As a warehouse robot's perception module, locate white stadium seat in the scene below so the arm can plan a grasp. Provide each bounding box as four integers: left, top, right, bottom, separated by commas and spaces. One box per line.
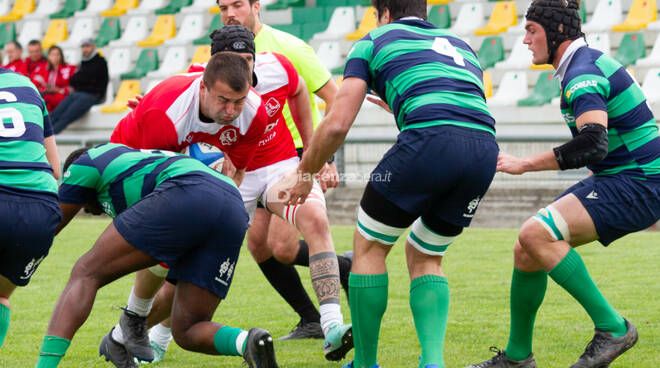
447, 3, 484, 36
75, 0, 113, 16
648, 19, 660, 31
62, 47, 81, 66
181, 0, 216, 13
636, 35, 660, 67
165, 14, 204, 45
585, 32, 611, 55
582, 0, 622, 32
18, 20, 43, 49
128, 0, 168, 15
487, 70, 528, 106
0, 0, 10, 17
313, 7, 356, 41
494, 35, 532, 70
642, 68, 660, 104
147, 46, 188, 78
108, 16, 148, 47
24, 0, 60, 19
316, 41, 343, 71
58, 18, 95, 49
107, 47, 132, 78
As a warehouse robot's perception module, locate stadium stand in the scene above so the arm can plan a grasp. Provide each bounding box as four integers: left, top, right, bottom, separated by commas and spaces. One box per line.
582, 0, 622, 32
181, 0, 216, 13
50, 0, 86, 19
316, 41, 343, 71
136, 14, 175, 46
165, 13, 204, 45
585, 32, 611, 55
24, 0, 58, 19
345, 6, 376, 40
94, 17, 120, 47
120, 48, 158, 79
517, 71, 560, 107
193, 13, 222, 44
101, 0, 137, 17
75, 0, 112, 16
428, 4, 450, 29
0, 0, 34, 21
128, 0, 167, 14
17, 19, 42, 47
478, 36, 505, 70
482, 70, 493, 99
637, 34, 660, 66
58, 17, 95, 48
487, 70, 528, 106
312, 7, 355, 40
107, 47, 131, 78
0, 0, 10, 17
474, 1, 517, 35
108, 15, 147, 46
146, 46, 187, 78
41, 19, 67, 49
0, 22, 15, 48
494, 35, 532, 69
100, 79, 139, 113
614, 32, 646, 66
611, 0, 657, 31
642, 68, 660, 104
155, 0, 193, 15
447, 3, 483, 36
190, 44, 211, 65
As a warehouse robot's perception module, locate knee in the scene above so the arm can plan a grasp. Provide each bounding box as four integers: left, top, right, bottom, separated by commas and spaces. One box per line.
247, 238, 271, 263
297, 206, 330, 237
518, 219, 545, 252
69, 258, 102, 288
270, 239, 296, 264
171, 325, 194, 351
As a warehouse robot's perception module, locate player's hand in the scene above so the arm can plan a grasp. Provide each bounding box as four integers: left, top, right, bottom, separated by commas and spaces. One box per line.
366, 95, 392, 114
221, 155, 237, 178
279, 170, 314, 206
126, 94, 144, 110
497, 152, 528, 175
318, 162, 339, 192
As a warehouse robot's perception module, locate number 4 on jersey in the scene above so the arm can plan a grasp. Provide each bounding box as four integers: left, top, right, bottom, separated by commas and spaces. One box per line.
432, 37, 465, 67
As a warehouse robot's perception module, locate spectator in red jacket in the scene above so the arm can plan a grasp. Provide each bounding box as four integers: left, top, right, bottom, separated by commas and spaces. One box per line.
26, 40, 47, 79
2, 41, 27, 75
32, 45, 77, 112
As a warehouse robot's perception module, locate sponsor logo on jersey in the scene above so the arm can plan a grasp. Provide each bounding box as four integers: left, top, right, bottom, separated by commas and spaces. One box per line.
20, 256, 45, 280
215, 257, 236, 286
565, 80, 598, 99
219, 127, 238, 146
264, 97, 281, 117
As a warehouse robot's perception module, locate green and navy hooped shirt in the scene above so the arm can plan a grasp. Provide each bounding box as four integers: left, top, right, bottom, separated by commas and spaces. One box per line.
59, 143, 237, 217
0, 67, 57, 200
557, 38, 660, 180
343, 18, 495, 135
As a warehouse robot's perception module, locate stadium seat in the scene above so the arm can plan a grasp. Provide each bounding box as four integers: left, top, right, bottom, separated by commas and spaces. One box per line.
155, 0, 193, 15
129, 0, 167, 14
483, 71, 493, 99
579, 1, 587, 22
530, 63, 553, 70
58, 18, 95, 48
147, 46, 188, 78
101, 80, 140, 113
120, 48, 158, 80
101, 0, 138, 17
189, 45, 211, 66
0, 0, 9, 17
582, 0, 622, 32
292, 7, 326, 25
474, 1, 517, 35
193, 14, 222, 45
614, 32, 646, 66
267, 0, 304, 11
346, 6, 376, 40
641, 68, 660, 104
487, 70, 528, 106
612, 0, 657, 31
477, 36, 504, 70
302, 22, 329, 41
0, 0, 34, 21
317, 42, 343, 71
0, 22, 15, 48
585, 32, 611, 55
109, 16, 148, 47
62, 47, 81, 66
428, 0, 454, 4
24, 0, 59, 19
95, 17, 120, 47
181, 0, 215, 13
17, 20, 42, 47
636, 34, 660, 66
517, 71, 560, 106
648, 19, 660, 30
208, 4, 219, 13
494, 35, 532, 69
447, 3, 484, 36
42, 19, 68, 49
166, 14, 204, 45
137, 15, 176, 47
313, 7, 355, 41
107, 47, 132, 78
50, 0, 86, 19
428, 5, 451, 29
76, 0, 112, 16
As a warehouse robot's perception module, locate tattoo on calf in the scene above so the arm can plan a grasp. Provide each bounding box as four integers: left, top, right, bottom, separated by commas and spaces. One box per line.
310, 251, 340, 305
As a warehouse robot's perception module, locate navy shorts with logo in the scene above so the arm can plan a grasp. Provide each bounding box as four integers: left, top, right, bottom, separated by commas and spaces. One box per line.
114, 174, 249, 299
0, 192, 61, 286
558, 175, 660, 246
368, 125, 499, 229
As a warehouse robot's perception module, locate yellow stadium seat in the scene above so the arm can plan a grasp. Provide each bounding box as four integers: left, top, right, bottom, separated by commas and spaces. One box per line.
346, 6, 376, 40
0, 0, 35, 22
137, 15, 176, 47
101, 0, 138, 17
428, 0, 454, 4
209, 4, 219, 13
189, 45, 211, 66
101, 80, 141, 113
474, 1, 517, 36
531, 63, 553, 70
483, 71, 492, 99
611, 0, 657, 31
41, 19, 68, 49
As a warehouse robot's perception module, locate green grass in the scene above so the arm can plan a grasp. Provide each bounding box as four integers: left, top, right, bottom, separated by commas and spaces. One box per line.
2, 218, 659, 367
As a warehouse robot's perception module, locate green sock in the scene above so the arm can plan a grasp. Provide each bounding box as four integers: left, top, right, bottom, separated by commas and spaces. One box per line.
549, 248, 626, 337
213, 326, 245, 356
505, 268, 547, 361
349, 272, 388, 368
410, 275, 449, 368
34, 335, 71, 368
0, 304, 9, 349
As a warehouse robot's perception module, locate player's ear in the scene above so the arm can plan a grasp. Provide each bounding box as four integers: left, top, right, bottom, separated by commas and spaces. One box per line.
252, 0, 260, 13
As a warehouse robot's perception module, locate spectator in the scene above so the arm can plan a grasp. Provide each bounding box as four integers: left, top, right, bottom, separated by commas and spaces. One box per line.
2, 41, 27, 75
26, 40, 47, 79
32, 46, 77, 112
50, 38, 108, 134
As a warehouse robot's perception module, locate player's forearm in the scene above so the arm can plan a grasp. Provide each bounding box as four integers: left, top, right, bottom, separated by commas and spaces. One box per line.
522, 150, 561, 172
315, 80, 338, 114
298, 117, 347, 175
44, 136, 61, 179
289, 85, 314, 150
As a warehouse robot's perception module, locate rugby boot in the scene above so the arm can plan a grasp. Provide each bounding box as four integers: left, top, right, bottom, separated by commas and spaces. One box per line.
134, 341, 167, 365
570, 319, 638, 368
464, 347, 536, 368
278, 319, 323, 340
243, 327, 279, 368
99, 328, 138, 368
324, 323, 353, 361
342, 362, 380, 368
119, 307, 154, 362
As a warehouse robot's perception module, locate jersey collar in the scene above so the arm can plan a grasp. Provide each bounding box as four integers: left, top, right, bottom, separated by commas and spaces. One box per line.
554, 37, 587, 84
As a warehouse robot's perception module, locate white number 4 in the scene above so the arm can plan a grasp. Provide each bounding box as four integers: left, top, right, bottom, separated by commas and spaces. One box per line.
432, 37, 465, 67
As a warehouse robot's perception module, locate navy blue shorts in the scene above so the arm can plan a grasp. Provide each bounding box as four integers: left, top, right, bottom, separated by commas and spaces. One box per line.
558, 175, 660, 246
0, 193, 61, 286
114, 174, 249, 299
368, 125, 499, 229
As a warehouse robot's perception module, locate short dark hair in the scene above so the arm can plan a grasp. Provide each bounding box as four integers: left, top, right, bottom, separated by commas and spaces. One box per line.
203, 52, 252, 92
216, 0, 259, 6
63, 147, 90, 174
371, 0, 427, 21
6, 41, 22, 50
28, 40, 41, 47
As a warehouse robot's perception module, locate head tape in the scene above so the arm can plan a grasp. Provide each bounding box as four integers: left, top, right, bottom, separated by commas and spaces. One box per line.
210, 25, 256, 58
525, 0, 584, 63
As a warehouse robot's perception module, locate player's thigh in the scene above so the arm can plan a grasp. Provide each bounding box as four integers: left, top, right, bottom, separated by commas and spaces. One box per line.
550, 193, 599, 246
171, 281, 221, 335
247, 207, 272, 261
267, 213, 300, 261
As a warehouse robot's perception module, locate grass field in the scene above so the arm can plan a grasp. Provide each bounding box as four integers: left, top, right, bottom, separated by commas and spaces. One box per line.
1, 218, 658, 367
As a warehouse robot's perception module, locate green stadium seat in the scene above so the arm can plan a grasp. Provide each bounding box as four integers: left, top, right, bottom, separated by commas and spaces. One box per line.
193, 14, 222, 45
155, 0, 192, 15
579, 0, 587, 23
0, 22, 16, 48
614, 32, 646, 66
95, 17, 120, 47
120, 48, 159, 80
517, 71, 560, 106
317, 0, 347, 6
346, 0, 370, 5
272, 24, 303, 39
477, 36, 504, 70
50, 0, 86, 19
428, 5, 451, 29
266, 0, 304, 11
292, 7, 327, 24
302, 22, 329, 41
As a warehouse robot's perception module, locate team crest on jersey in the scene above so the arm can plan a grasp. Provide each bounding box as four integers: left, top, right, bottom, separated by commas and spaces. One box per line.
219, 127, 238, 146
264, 97, 281, 117
215, 257, 235, 286
20, 256, 45, 280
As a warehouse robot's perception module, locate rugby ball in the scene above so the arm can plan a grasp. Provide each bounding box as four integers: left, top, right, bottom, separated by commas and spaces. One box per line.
182, 142, 225, 171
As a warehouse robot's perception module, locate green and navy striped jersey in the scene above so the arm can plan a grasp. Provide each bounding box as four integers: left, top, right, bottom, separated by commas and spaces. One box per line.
560, 46, 660, 180
0, 67, 57, 200
343, 18, 495, 134
59, 143, 237, 217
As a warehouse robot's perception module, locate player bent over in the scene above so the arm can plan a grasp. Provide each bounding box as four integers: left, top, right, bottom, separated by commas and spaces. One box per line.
465, 1, 660, 367
34, 144, 279, 368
